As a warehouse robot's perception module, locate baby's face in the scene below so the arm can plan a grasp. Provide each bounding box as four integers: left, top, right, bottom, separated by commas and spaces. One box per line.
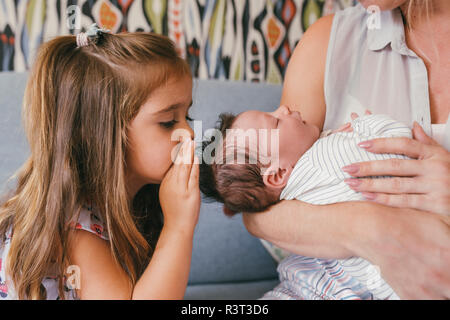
231, 105, 320, 170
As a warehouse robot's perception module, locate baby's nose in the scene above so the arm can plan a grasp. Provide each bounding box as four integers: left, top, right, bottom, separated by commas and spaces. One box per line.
277, 105, 291, 115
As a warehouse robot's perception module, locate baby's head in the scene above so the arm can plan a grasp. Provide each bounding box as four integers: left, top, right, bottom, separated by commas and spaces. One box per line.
200, 105, 320, 215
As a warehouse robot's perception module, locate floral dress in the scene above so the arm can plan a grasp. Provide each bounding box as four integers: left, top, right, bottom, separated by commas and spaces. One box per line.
0, 204, 109, 300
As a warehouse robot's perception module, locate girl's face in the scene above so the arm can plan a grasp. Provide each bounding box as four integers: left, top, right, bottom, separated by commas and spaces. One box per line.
126, 75, 193, 196
358, 0, 408, 10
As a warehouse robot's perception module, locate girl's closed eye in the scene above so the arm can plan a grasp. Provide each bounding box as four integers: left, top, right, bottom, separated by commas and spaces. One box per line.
160, 115, 194, 128
160, 120, 177, 128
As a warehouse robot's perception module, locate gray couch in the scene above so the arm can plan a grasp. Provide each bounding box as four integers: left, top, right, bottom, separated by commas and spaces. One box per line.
0, 72, 282, 299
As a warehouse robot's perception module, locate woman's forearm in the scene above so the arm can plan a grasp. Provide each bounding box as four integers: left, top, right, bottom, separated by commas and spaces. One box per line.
132, 225, 194, 300
243, 200, 385, 259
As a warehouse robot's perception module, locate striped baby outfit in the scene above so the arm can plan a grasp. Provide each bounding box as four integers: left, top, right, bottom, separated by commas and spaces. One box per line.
262, 114, 411, 300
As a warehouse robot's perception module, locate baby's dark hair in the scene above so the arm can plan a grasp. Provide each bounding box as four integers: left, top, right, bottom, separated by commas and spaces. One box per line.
199, 113, 279, 216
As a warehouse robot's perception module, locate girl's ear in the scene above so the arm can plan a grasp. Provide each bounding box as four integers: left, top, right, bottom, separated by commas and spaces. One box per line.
262, 167, 290, 190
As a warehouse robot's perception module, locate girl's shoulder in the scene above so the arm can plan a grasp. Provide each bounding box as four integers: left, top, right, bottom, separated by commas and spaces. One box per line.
0, 228, 11, 299
72, 204, 109, 241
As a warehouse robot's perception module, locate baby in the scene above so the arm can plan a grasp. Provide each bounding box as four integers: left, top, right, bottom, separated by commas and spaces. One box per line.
200, 105, 412, 300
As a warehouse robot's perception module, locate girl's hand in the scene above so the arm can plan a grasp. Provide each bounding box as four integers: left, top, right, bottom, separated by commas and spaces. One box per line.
159, 139, 201, 231
343, 122, 450, 216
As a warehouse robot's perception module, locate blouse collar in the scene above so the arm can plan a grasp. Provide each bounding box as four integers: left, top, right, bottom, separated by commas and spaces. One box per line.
367, 7, 415, 57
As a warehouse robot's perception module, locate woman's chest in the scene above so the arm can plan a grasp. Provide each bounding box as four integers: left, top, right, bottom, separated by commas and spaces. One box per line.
427, 63, 450, 124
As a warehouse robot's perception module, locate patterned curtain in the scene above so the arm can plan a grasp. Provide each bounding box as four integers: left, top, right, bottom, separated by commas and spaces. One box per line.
0, 0, 355, 83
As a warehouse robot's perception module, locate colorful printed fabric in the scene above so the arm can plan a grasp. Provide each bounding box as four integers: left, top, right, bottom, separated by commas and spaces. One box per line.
0, 204, 108, 300
0, 0, 355, 83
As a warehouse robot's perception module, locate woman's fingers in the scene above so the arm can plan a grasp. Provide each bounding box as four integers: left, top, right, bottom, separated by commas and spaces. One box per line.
360, 192, 425, 210
342, 158, 423, 177
344, 176, 429, 194
357, 137, 435, 159
412, 122, 439, 146
359, 191, 450, 216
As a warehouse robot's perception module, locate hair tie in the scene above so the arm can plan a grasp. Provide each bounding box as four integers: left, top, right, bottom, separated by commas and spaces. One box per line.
76, 23, 111, 48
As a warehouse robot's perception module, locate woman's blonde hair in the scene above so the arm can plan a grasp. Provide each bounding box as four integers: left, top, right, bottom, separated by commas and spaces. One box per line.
403, 0, 439, 64
404, 0, 432, 29
0, 31, 191, 299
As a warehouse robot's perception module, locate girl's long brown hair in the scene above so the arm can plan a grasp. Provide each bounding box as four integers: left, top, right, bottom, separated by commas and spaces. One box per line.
0, 31, 191, 299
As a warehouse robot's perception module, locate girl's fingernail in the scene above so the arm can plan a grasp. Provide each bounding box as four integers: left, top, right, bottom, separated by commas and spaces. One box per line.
344, 179, 361, 188
342, 164, 359, 174
361, 192, 377, 200
358, 141, 372, 149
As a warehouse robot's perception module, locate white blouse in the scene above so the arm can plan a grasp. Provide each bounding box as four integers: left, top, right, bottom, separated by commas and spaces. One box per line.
431, 124, 446, 146
323, 4, 449, 151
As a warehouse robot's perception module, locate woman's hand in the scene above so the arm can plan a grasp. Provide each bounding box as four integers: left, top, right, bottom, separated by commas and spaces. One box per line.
159, 139, 201, 231
343, 122, 450, 215
244, 199, 450, 299
352, 206, 450, 299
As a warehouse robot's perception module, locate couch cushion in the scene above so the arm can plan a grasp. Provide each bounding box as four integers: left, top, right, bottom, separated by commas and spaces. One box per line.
184, 279, 280, 300
0, 72, 29, 193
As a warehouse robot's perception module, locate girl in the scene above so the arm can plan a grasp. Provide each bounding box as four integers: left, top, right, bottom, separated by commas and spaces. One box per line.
0, 25, 200, 299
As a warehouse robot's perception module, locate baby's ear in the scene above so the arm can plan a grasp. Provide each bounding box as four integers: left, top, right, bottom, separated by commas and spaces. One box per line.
262, 167, 290, 190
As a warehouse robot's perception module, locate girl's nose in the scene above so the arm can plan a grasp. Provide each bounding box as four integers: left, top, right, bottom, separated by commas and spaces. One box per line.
184, 122, 195, 140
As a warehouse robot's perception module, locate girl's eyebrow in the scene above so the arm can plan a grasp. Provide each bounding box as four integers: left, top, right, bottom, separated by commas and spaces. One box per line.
153, 100, 193, 116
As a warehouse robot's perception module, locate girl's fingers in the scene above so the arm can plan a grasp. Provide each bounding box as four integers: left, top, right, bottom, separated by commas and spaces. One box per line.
357, 137, 438, 159
188, 156, 200, 190
177, 139, 194, 188
342, 158, 423, 177
344, 176, 429, 194
365, 109, 372, 115
351, 112, 359, 120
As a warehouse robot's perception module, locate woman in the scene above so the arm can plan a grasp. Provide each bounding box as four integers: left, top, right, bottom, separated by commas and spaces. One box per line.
243, 0, 449, 299
0, 30, 199, 299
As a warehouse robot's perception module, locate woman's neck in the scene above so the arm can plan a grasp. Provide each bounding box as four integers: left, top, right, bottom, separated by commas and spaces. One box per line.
401, 0, 450, 31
